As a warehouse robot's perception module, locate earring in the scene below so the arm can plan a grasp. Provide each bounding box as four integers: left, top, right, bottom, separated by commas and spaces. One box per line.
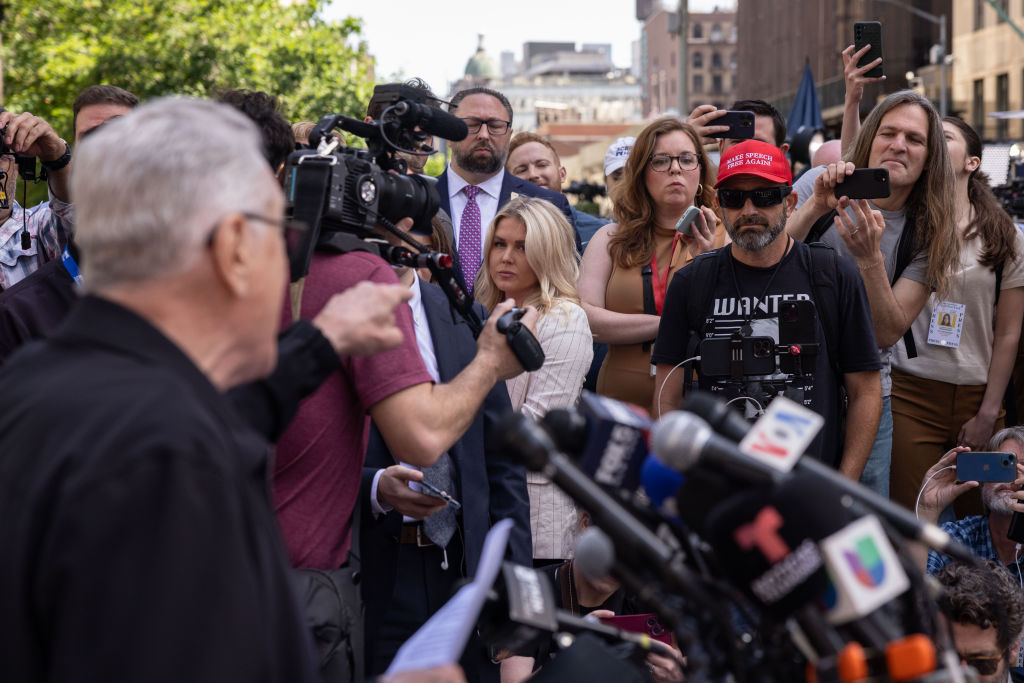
696, 183, 704, 198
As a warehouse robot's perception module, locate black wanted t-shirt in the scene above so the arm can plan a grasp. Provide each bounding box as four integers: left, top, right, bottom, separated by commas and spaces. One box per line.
652, 241, 880, 468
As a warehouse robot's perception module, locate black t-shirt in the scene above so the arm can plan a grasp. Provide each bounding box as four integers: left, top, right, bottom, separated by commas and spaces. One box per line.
651, 241, 880, 467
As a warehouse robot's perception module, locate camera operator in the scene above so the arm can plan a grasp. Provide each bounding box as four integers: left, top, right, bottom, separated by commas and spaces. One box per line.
0, 85, 138, 358
652, 140, 882, 478
272, 102, 540, 683
0, 106, 74, 290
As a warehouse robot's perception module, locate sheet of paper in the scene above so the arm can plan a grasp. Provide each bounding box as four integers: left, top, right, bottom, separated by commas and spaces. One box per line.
385, 518, 513, 674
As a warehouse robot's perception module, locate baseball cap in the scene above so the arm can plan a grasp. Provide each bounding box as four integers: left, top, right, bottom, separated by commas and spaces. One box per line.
714, 139, 792, 188
604, 136, 635, 176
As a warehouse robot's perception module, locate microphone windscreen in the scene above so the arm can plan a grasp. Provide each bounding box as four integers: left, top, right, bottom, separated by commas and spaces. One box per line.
574, 527, 616, 583
703, 472, 852, 619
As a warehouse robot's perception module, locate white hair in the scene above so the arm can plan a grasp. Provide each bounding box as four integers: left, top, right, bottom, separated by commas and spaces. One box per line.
71, 97, 272, 290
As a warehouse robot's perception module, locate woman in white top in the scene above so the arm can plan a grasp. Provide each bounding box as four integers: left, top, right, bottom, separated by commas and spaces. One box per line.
476, 196, 593, 561
890, 116, 1024, 515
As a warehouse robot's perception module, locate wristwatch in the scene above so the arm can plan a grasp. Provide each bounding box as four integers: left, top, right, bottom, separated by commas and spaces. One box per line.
40, 140, 71, 172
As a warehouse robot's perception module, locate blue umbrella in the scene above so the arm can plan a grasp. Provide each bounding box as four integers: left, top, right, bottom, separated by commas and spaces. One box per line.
788, 62, 824, 132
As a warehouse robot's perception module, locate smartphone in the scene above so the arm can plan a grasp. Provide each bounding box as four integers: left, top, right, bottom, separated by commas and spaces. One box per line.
834, 168, 891, 200
956, 451, 1018, 483
599, 613, 673, 646
675, 206, 702, 237
699, 335, 777, 377
854, 21, 883, 78
706, 110, 756, 140
417, 480, 462, 511
778, 300, 819, 374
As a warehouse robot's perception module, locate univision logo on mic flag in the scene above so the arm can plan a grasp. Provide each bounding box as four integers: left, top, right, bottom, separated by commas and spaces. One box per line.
819, 515, 910, 624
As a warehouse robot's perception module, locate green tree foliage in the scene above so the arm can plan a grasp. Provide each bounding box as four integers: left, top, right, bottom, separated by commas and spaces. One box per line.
2, 0, 374, 140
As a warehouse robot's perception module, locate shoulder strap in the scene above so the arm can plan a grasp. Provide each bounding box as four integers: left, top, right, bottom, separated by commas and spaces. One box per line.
996, 260, 1005, 306
684, 251, 721, 359
805, 209, 838, 244
806, 243, 842, 378
641, 264, 655, 351
892, 214, 919, 358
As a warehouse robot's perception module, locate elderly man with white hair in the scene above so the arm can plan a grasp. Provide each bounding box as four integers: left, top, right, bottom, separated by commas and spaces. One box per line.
0, 98, 463, 683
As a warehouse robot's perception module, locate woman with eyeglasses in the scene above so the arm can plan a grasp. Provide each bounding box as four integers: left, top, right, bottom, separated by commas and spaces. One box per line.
578, 117, 724, 413
475, 196, 593, 563
889, 117, 1024, 516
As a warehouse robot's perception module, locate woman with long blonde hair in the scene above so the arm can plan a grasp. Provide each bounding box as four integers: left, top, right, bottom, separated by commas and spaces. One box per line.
476, 196, 592, 562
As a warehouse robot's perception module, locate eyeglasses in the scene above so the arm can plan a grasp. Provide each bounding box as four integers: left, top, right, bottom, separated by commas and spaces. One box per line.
460, 117, 512, 136
960, 654, 1003, 676
648, 153, 699, 173
205, 212, 308, 256
717, 186, 792, 209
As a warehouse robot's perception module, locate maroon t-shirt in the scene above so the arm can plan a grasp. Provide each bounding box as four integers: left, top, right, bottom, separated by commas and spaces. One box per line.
273, 251, 431, 569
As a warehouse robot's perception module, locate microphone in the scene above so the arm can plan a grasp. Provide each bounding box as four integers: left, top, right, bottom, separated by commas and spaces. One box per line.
650, 411, 783, 485
496, 412, 716, 610
541, 392, 651, 492
390, 100, 469, 141
683, 391, 983, 567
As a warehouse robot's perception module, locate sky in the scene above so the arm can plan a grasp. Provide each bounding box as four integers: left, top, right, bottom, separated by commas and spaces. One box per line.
324, 0, 736, 95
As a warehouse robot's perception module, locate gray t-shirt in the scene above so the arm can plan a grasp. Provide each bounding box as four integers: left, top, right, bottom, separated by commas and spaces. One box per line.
795, 166, 929, 395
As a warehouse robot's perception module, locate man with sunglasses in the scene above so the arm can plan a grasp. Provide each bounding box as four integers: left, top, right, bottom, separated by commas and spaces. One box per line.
652, 140, 881, 476
436, 86, 578, 289
935, 560, 1024, 682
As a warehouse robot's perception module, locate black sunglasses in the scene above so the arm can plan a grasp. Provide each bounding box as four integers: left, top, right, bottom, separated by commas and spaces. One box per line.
961, 654, 1002, 676
717, 186, 792, 209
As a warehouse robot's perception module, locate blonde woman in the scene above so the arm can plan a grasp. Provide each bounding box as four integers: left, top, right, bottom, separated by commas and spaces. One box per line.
476, 196, 593, 562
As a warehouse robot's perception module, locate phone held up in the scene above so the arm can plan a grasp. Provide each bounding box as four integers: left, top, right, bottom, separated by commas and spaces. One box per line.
706, 111, 755, 140
833, 168, 891, 200
854, 21, 883, 78
956, 451, 1017, 483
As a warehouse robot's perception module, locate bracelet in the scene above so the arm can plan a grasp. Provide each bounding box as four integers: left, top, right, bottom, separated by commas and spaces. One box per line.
41, 140, 71, 172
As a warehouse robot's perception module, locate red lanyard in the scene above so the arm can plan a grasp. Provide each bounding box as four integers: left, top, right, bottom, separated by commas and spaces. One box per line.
649, 232, 681, 315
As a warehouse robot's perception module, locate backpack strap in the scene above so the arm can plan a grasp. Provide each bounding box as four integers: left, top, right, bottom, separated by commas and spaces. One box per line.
683, 251, 722, 367
806, 243, 842, 378
891, 216, 920, 358
805, 209, 838, 244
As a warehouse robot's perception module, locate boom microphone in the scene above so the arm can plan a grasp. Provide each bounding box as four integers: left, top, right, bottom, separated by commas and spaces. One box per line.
391, 100, 469, 142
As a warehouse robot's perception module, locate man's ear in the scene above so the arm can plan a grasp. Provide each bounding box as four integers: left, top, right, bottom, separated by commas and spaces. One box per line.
786, 188, 798, 211
558, 165, 567, 186
780, 142, 791, 155
207, 213, 253, 297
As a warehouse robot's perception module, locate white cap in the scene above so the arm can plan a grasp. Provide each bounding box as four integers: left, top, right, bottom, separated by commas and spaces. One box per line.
603, 136, 635, 176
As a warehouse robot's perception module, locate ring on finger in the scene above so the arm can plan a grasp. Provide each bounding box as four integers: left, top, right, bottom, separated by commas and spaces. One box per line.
850, 228, 859, 236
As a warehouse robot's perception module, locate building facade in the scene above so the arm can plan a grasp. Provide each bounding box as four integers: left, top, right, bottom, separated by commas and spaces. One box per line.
952, 0, 1024, 141
640, 7, 738, 117
734, 0, 950, 130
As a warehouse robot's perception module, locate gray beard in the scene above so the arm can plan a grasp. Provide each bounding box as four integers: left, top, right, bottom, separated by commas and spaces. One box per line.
726, 213, 786, 251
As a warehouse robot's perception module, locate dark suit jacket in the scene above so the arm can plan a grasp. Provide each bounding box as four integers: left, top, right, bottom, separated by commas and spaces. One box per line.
436, 168, 582, 257
359, 279, 531, 639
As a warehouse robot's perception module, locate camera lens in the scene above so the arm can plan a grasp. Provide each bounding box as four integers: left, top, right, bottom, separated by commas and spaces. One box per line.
874, 170, 886, 182
753, 339, 773, 357
376, 172, 440, 235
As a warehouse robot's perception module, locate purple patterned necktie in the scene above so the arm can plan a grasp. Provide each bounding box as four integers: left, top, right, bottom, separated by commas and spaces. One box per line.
458, 185, 482, 290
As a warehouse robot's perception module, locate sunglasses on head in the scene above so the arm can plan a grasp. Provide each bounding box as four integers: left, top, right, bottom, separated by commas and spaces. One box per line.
717, 186, 792, 209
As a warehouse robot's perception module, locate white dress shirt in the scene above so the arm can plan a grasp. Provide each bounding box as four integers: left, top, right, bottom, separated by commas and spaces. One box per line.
446, 165, 504, 268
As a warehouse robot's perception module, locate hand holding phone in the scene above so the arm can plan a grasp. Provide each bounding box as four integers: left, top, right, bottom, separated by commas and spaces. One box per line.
598, 613, 673, 646
854, 21, 883, 79
956, 451, 1018, 483
705, 110, 755, 140
418, 479, 462, 511
833, 168, 890, 200
675, 206, 701, 237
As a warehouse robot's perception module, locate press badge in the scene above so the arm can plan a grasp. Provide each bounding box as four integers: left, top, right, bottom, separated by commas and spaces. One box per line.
926, 301, 965, 348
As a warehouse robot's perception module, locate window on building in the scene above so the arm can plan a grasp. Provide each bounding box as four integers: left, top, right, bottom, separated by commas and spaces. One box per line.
694, 74, 704, 93
730, 52, 737, 69
712, 74, 723, 94
997, 0, 1008, 23
693, 52, 703, 69
710, 24, 722, 41
671, 79, 676, 96
997, 72, 1009, 139
693, 22, 703, 39
730, 25, 737, 41
671, 51, 676, 67
712, 52, 722, 68
973, 78, 985, 134
975, 0, 985, 30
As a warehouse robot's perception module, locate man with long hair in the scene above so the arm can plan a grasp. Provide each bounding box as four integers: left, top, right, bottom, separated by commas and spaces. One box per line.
785, 90, 959, 498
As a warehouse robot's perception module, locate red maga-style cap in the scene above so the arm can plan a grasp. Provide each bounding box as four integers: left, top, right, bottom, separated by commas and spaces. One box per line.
714, 139, 792, 188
